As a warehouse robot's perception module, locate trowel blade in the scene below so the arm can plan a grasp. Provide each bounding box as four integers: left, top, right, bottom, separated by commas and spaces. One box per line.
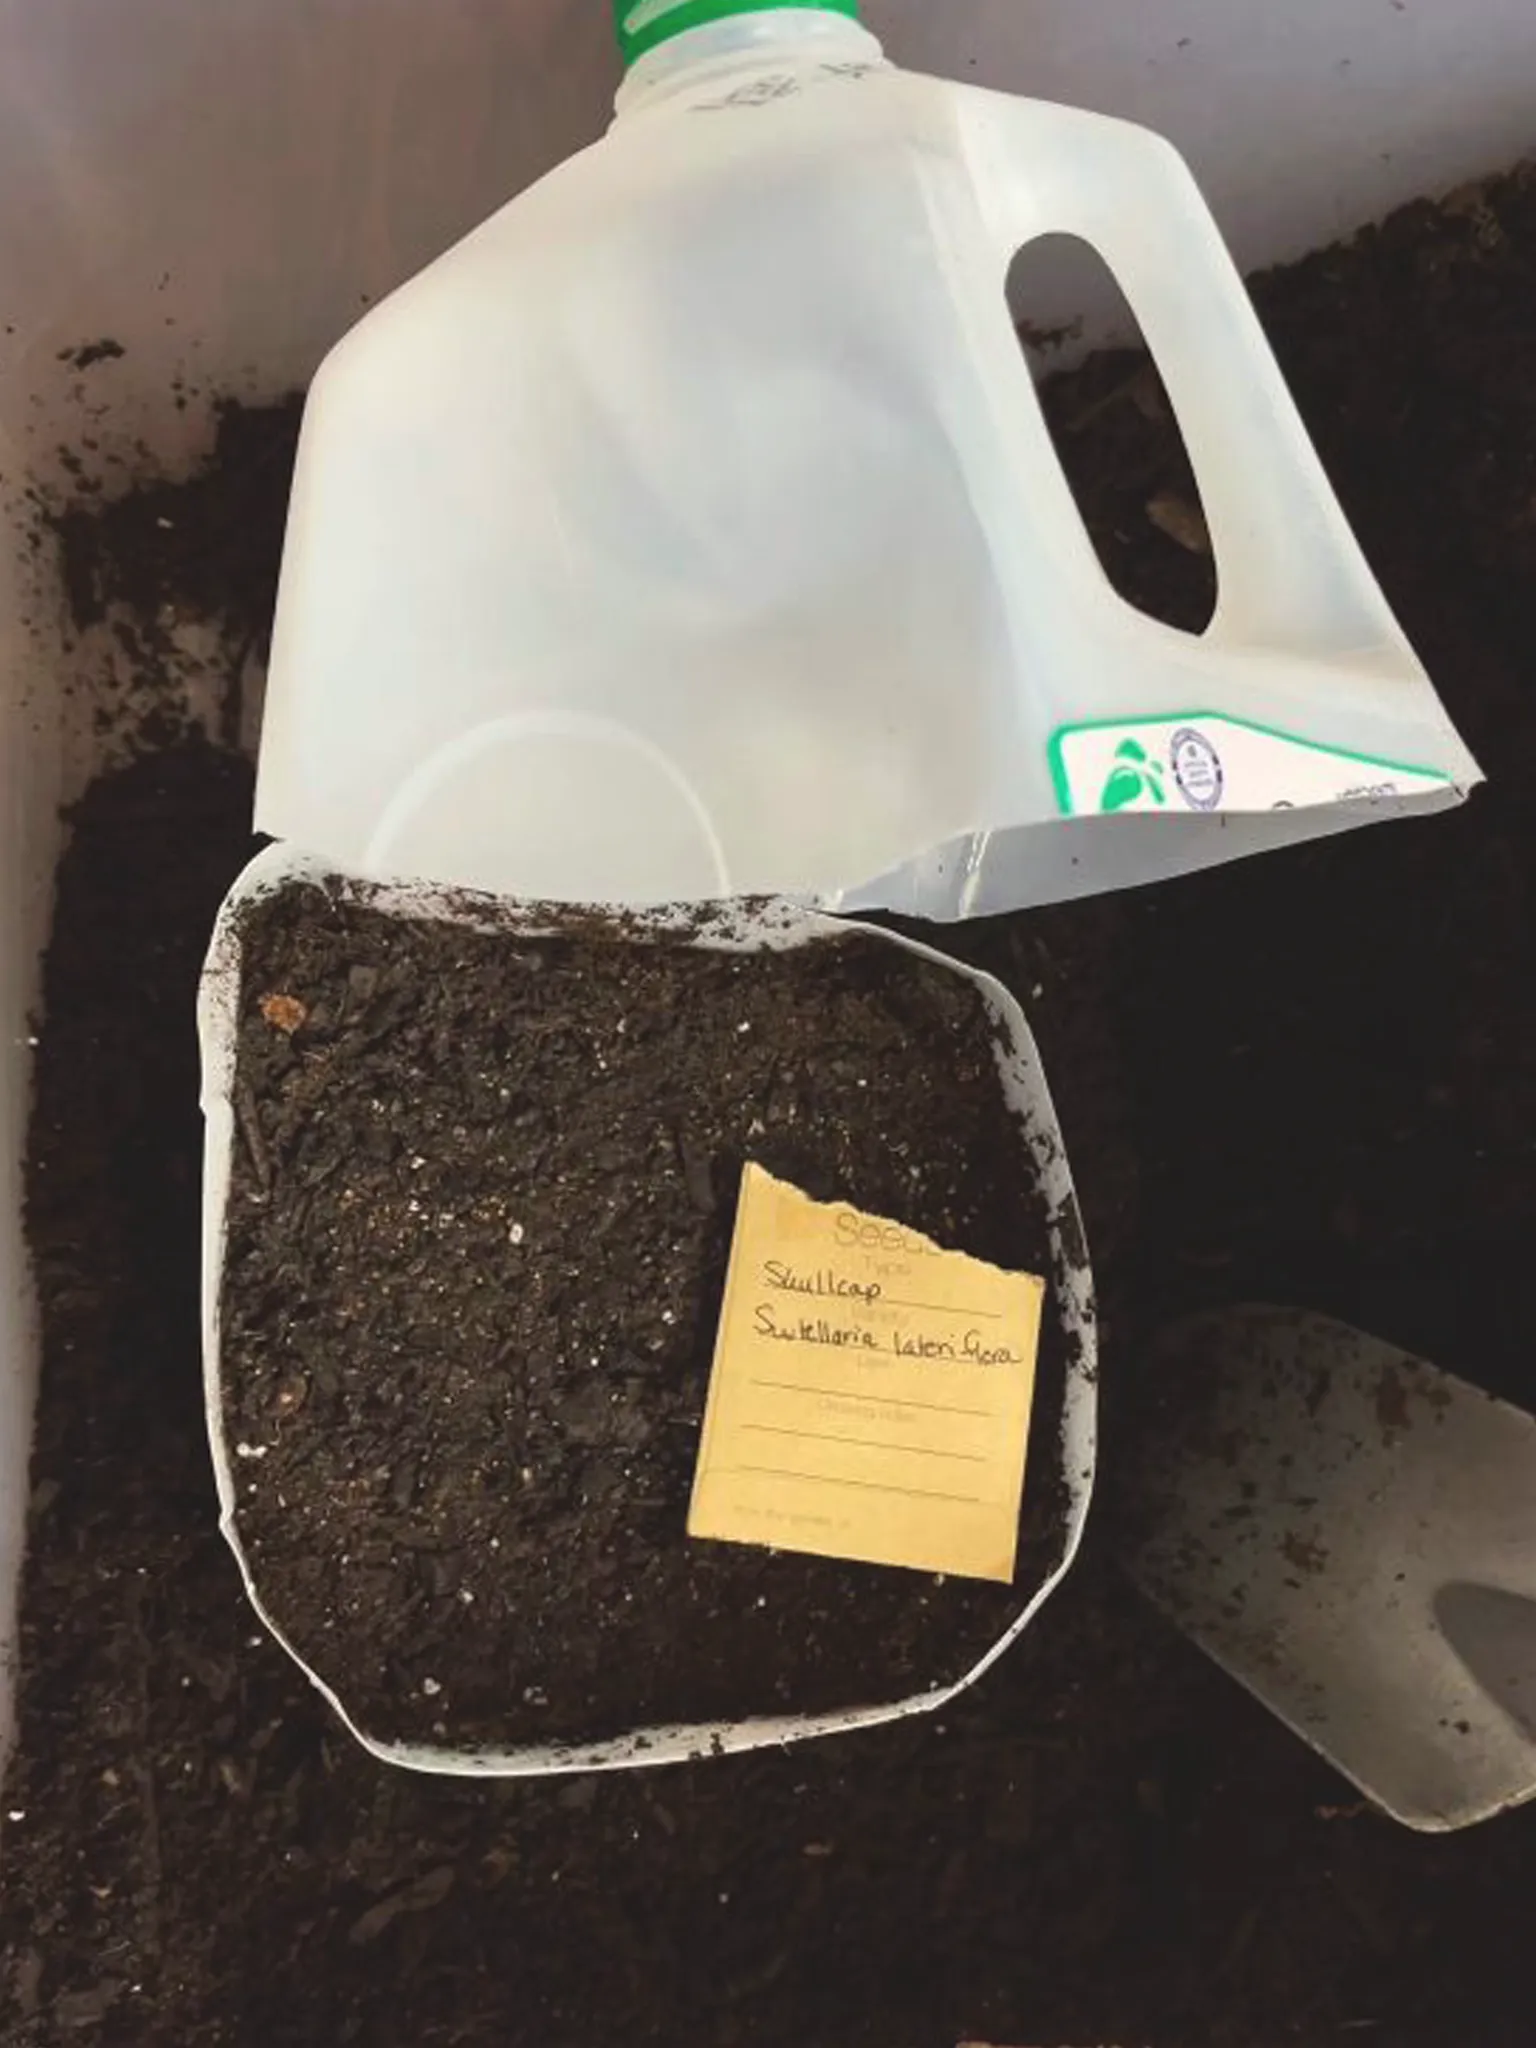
1120, 1305, 1536, 1832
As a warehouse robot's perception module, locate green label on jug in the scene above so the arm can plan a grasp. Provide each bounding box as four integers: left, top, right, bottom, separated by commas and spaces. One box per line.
1049, 714, 1455, 818
1096, 738, 1167, 813
614, 0, 860, 67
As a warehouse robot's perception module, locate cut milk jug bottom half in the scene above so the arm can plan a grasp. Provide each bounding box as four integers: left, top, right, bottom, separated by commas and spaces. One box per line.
255, 0, 1481, 919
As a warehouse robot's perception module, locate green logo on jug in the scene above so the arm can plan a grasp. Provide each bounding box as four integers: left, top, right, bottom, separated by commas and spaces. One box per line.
614, 0, 860, 67
1099, 739, 1166, 812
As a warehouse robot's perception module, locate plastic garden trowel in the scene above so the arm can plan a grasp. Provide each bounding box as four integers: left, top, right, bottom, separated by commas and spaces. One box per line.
1120, 1305, 1536, 1833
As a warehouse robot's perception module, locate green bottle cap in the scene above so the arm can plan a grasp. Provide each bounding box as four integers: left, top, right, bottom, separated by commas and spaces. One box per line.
613, 0, 860, 69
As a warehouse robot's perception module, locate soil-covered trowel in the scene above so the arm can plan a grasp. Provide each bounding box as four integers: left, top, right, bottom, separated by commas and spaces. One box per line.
1120, 1305, 1536, 1833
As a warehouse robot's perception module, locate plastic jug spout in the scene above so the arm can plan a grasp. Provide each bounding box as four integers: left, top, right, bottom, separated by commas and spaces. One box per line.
614, 4, 883, 111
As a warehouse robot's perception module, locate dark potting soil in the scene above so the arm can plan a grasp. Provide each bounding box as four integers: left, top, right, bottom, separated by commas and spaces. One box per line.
6, 163, 1536, 2046
53, 393, 303, 754
220, 885, 1070, 1752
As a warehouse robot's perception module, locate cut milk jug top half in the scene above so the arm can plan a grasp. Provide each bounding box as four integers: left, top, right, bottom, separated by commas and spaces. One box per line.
255, 0, 1481, 921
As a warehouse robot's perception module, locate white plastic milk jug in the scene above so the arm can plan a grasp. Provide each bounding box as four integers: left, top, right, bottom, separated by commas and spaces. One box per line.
256, 0, 1481, 918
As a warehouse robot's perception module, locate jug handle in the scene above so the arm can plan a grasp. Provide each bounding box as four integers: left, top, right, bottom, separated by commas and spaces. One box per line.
961, 92, 1414, 673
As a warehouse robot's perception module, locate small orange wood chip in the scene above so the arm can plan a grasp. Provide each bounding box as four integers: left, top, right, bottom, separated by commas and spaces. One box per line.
258, 992, 307, 1035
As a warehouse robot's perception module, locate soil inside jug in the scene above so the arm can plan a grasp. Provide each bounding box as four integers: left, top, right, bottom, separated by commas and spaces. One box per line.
219, 885, 1070, 1752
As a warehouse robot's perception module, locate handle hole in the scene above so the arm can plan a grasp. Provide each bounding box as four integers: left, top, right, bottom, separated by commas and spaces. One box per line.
1007, 234, 1217, 635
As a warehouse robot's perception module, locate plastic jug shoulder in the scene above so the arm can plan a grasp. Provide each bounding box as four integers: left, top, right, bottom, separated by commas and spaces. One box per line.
257, 3, 1478, 913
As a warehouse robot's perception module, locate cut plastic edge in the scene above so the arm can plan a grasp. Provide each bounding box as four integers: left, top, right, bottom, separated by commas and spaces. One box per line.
198, 840, 1098, 1777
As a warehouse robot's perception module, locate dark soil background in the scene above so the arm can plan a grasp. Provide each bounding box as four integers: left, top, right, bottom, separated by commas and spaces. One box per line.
4, 166, 1536, 2045
222, 889, 1068, 1753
